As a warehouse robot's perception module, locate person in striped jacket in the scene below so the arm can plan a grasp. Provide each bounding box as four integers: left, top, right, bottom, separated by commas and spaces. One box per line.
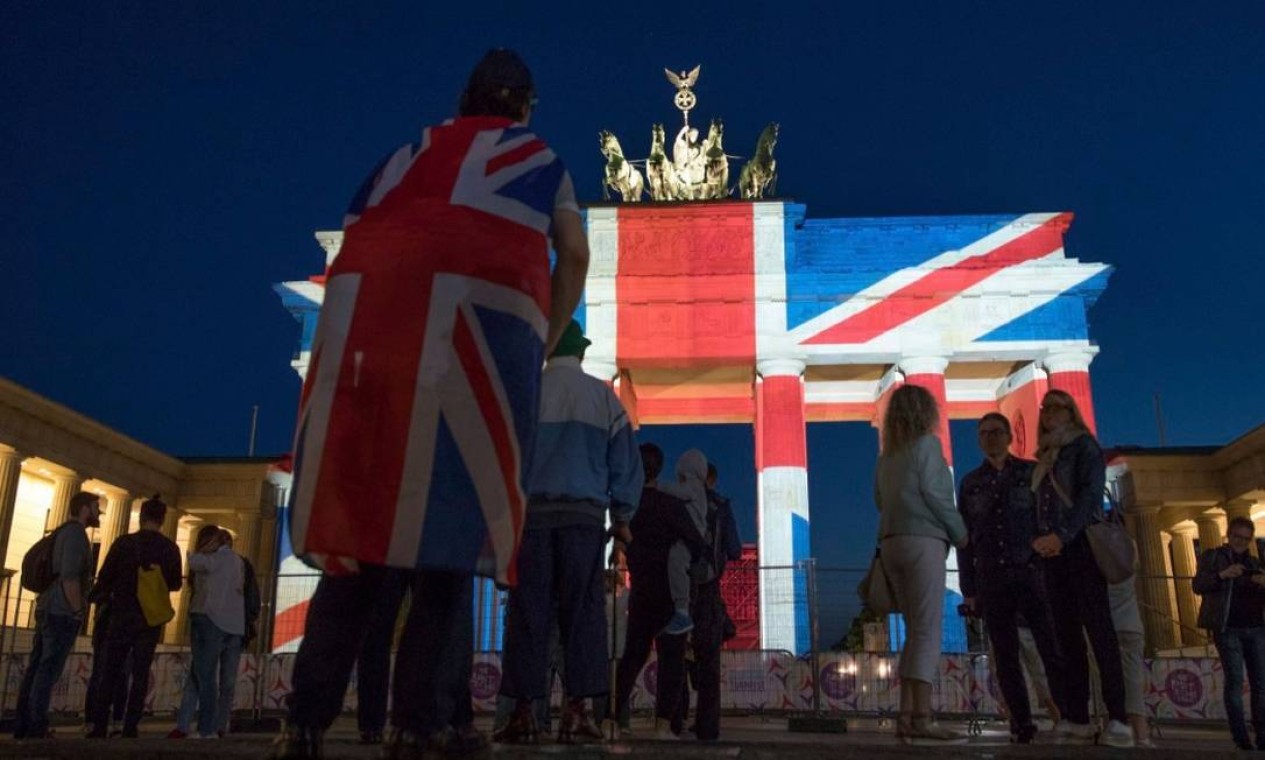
496, 320, 642, 744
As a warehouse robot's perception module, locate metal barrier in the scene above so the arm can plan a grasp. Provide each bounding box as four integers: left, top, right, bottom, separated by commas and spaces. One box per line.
0, 565, 1241, 726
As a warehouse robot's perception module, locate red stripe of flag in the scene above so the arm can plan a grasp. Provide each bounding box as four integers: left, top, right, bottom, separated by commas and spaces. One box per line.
452, 308, 525, 584
485, 139, 546, 176
803, 213, 1072, 345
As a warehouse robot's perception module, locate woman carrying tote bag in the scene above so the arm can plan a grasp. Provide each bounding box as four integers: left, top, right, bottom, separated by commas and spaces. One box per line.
1030, 389, 1134, 748
874, 385, 968, 745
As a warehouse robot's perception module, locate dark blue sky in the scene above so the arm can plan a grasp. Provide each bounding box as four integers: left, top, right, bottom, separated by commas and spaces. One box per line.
4, 4, 1263, 628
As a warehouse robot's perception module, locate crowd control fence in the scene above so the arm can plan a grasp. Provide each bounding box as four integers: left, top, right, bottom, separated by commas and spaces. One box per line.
0, 566, 1237, 727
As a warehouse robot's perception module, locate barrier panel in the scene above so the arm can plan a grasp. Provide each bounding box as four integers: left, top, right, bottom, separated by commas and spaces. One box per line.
0, 566, 1240, 726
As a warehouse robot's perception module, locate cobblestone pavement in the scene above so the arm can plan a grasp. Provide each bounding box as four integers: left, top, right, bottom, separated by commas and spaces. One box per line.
0, 715, 1243, 759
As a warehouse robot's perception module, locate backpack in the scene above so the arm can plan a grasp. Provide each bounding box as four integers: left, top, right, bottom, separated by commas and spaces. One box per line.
137, 563, 175, 627
20, 524, 70, 593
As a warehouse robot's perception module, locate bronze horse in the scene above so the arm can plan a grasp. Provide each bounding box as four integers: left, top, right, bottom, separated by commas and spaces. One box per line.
738, 122, 778, 200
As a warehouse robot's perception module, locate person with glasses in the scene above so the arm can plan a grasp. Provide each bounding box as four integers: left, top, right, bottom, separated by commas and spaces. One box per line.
958, 413, 1065, 744
1030, 389, 1133, 747
1194, 516, 1265, 750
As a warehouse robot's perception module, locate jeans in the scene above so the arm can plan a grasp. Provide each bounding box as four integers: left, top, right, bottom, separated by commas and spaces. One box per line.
189, 614, 234, 736
501, 524, 608, 701
614, 566, 673, 724
89, 622, 161, 733
1043, 534, 1128, 724
978, 567, 1065, 731
656, 580, 723, 740
14, 611, 81, 738
1214, 627, 1265, 748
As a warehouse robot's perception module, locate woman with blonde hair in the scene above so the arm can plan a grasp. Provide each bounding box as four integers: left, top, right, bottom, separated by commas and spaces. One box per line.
874, 384, 968, 744
1030, 389, 1133, 747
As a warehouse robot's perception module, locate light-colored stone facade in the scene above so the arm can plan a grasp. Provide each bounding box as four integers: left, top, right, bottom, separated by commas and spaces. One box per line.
1108, 424, 1265, 654
0, 376, 288, 645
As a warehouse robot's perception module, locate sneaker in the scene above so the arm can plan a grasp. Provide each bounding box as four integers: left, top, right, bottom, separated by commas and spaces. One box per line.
167, 728, 189, 739
1056, 721, 1097, 745
662, 611, 694, 635
1012, 724, 1037, 744
1101, 720, 1135, 748
903, 717, 968, 746
653, 718, 679, 741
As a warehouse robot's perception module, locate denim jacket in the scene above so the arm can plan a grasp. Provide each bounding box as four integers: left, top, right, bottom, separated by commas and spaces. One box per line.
957, 456, 1039, 597
1034, 433, 1106, 547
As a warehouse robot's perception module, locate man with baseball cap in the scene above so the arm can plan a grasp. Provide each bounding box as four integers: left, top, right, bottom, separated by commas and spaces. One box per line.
276, 48, 589, 760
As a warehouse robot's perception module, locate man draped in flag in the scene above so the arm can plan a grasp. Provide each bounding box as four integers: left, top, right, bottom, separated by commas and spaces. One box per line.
274, 49, 590, 760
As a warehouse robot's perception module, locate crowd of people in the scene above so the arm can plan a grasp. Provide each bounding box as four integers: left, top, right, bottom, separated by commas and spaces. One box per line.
12, 494, 260, 741
10, 46, 1264, 757
877, 381, 1265, 751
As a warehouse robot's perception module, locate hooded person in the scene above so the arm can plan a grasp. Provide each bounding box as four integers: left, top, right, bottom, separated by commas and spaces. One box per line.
660, 449, 709, 634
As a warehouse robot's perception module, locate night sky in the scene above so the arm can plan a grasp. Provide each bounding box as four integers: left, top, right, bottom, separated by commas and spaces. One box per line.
4, 3, 1264, 639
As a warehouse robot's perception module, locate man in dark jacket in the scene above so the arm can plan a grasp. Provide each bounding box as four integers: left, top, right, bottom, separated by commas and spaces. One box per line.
87, 495, 183, 738
656, 458, 742, 742
958, 413, 1064, 744
612, 443, 708, 737
1194, 516, 1265, 750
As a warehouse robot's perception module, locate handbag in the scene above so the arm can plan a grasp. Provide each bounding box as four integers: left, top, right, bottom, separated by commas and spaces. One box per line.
858, 547, 900, 615
1049, 476, 1136, 584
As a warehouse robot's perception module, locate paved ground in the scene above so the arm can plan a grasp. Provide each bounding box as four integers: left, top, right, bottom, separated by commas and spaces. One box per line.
0, 715, 1244, 758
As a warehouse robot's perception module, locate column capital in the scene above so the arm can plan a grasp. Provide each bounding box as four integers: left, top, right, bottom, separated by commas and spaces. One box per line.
757, 358, 806, 378
1042, 348, 1097, 374
314, 230, 343, 267
898, 355, 949, 376
0, 444, 26, 462
581, 359, 619, 382
1196, 508, 1227, 522
1169, 523, 1198, 538
1129, 503, 1165, 517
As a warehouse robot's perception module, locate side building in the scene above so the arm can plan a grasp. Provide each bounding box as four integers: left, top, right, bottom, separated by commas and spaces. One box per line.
1107, 425, 1265, 655
0, 376, 288, 647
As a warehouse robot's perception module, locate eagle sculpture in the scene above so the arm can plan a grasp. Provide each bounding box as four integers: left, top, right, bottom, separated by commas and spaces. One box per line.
664, 65, 701, 90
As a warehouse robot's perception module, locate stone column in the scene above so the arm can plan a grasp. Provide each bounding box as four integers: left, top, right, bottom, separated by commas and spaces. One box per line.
1044, 349, 1098, 435
46, 471, 85, 529
172, 517, 203, 646
1130, 506, 1177, 651
1224, 499, 1258, 558
996, 363, 1048, 459
899, 356, 952, 465
235, 510, 261, 570
1168, 525, 1204, 646
161, 509, 184, 643
755, 358, 809, 654
97, 492, 136, 571
1195, 510, 1225, 555
160, 507, 181, 541
0, 446, 26, 563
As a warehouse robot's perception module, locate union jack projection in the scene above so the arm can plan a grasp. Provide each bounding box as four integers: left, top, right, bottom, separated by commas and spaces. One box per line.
288, 117, 573, 592
278, 200, 1111, 653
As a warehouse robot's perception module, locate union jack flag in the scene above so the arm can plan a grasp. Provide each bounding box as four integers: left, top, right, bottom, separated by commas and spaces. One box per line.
289, 117, 572, 586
